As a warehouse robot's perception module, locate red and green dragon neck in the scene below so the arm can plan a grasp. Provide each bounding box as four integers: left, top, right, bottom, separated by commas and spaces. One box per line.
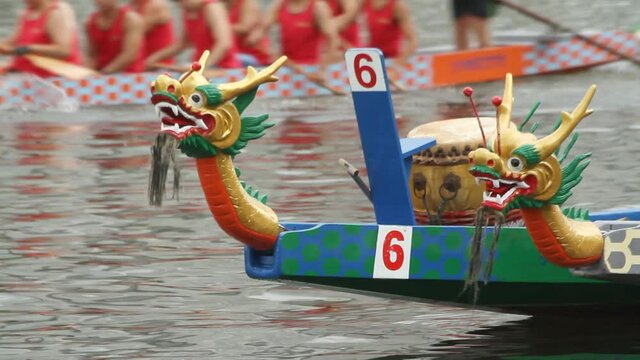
150, 51, 287, 250
468, 74, 603, 267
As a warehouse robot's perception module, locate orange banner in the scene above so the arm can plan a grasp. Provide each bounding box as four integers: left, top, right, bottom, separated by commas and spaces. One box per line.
433, 45, 530, 87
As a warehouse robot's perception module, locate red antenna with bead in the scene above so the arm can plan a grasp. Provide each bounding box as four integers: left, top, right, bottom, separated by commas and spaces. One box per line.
179, 61, 204, 82
492, 95, 503, 155
463, 86, 487, 147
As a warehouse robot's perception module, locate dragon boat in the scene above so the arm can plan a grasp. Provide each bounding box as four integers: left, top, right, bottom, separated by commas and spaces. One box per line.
149, 48, 640, 313
2, 29, 638, 109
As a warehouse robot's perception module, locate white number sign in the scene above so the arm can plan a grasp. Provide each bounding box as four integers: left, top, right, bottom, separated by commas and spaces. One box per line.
345, 49, 388, 92
373, 225, 413, 279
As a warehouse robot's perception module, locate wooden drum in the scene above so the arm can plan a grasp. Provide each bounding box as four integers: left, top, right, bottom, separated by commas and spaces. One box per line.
407, 117, 520, 225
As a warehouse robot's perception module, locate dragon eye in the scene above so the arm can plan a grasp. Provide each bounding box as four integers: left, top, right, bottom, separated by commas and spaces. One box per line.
188, 93, 205, 108
507, 156, 524, 172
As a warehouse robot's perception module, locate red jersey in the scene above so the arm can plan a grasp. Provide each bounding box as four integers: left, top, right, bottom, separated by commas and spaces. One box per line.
12, 0, 83, 77
365, 0, 401, 58
325, 0, 360, 47
132, 0, 175, 64
86, 6, 145, 73
228, 0, 271, 65
278, 0, 321, 64
183, 0, 240, 68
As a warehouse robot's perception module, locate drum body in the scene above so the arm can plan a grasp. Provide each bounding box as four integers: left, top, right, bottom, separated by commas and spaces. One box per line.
408, 117, 521, 225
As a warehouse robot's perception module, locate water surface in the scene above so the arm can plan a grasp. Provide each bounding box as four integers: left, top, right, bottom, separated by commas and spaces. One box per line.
1, 1, 640, 359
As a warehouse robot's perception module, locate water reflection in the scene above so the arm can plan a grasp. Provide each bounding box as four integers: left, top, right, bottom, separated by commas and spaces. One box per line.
1, 63, 640, 357
429, 315, 640, 359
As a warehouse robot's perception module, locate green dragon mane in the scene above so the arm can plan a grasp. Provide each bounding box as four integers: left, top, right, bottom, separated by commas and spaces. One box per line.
503, 105, 591, 220
178, 87, 273, 158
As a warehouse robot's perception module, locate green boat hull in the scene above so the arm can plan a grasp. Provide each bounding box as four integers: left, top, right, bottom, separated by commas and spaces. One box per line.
280, 276, 640, 311
244, 221, 640, 311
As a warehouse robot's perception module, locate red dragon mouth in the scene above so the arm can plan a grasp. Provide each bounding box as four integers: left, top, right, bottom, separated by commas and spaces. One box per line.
470, 171, 537, 211
150, 93, 215, 140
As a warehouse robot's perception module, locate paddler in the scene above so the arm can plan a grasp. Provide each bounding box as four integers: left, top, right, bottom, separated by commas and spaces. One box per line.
223, 0, 273, 66
324, 0, 363, 49
451, 0, 492, 50
364, 0, 417, 68
0, 0, 83, 77
248, 0, 341, 65
85, 0, 146, 73
130, 0, 176, 66
145, 0, 240, 70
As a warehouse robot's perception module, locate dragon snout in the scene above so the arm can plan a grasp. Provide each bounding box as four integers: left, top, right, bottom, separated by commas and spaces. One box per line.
151, 74, 183, 98
469, 148, 502, 172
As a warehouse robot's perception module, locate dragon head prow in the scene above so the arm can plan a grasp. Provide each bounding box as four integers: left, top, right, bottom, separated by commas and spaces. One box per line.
468, 74, 596, 211
148, 52, 287, 251
150, 51, 288, 155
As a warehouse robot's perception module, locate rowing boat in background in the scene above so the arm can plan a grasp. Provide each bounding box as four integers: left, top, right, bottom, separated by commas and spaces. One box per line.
0, 30, 637, 108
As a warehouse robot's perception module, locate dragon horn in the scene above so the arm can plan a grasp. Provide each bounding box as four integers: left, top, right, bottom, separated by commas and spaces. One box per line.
497, 73, 513, 130
534, 85, 596, 160
197, 51, 210, 74
218, 56, 288, 102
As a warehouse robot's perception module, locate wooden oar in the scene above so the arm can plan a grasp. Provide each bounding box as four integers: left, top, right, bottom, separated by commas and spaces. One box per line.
154, 60, 348, 95
25, 55, 99, 79
389, 77, 406, 92
386, 66, 407, 92
496, 0, 640, 66
285, 59, 346, 96
149, 62, 187, 73
150, 62, 226, 78
0, 61, 9, 75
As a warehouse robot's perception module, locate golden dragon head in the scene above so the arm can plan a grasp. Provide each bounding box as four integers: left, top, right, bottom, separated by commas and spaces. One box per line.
150, 51, 287, 157
468, 74, 596, 212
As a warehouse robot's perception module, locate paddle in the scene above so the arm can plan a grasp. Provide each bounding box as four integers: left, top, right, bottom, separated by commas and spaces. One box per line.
149, 62, 226, 78
153, 60, 348, 96
24, 54, 99, 79
496, 0, 640, 66
386, 65, 407, 92
285, 59, 347, 96
149, 62, 186, 73
0, 61, 9, 75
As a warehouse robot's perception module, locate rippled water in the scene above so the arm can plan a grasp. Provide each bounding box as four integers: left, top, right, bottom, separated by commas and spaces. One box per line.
2, 1, 640, 359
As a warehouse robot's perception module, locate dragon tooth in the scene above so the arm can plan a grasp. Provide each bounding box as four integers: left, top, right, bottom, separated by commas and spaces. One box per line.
195, 118, 207, 129
155, 104, 163, 118
177, 106, 188, 118
171, 105, 179, 116
475, 178, 480, 185
492, 179, 500, 188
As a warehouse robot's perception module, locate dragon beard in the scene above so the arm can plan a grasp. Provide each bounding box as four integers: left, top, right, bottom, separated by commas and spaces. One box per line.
148, 133, 181, 206
463, 206, 506, 304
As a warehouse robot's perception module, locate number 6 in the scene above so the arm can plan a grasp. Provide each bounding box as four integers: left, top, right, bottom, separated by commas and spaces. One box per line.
354, 53, 377, 88
383, 230, 404, 270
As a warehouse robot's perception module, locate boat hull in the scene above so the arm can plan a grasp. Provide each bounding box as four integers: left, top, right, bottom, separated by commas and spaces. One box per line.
1, 30, 636, 107
280, 276, 640, 312
245, 212, 640, 310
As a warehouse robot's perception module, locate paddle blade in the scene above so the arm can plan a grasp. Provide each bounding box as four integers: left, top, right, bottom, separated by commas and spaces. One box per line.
25, 55, 99, 80
0, 73, 78, 112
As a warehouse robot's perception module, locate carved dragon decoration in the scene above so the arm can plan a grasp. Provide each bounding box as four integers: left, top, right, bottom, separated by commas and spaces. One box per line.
468, 74, 603, 267
150, 51, 287, 250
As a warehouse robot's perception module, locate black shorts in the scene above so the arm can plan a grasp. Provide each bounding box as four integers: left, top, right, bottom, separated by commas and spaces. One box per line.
452, 0, 489, 19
